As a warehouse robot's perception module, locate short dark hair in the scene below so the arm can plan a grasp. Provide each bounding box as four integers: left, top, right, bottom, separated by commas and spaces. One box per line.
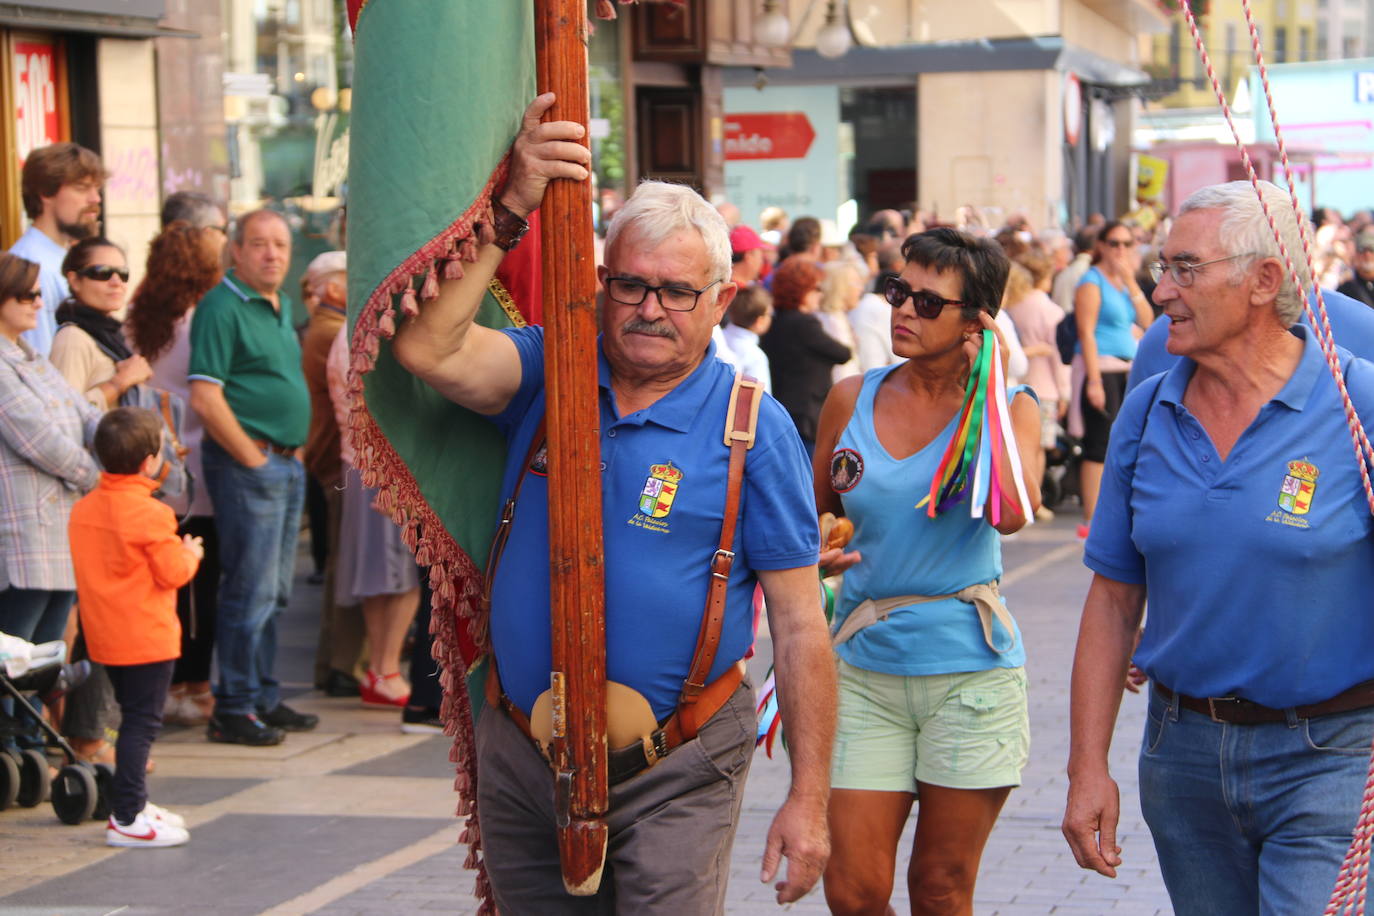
785, 217, 821, 256
21, 143, 107, 220
1072, 225, 1100, 255
94, 407, 162, 475
161, 191, 222, 230
900, 227, 1010, 319
728, 285, 773, 329
61, 236, 123, 278
0, 253, 40, 305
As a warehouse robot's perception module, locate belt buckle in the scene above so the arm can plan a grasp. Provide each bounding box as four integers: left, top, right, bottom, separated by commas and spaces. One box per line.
710, 548, 735, 581
1207, 696, 1240, 723
640, 729, 670, 768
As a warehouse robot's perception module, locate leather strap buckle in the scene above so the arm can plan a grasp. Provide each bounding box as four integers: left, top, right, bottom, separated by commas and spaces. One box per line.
710, 548, 735, 581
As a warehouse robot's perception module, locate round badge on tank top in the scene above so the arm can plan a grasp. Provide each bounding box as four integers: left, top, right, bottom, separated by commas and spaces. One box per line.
830, 448, 864, 493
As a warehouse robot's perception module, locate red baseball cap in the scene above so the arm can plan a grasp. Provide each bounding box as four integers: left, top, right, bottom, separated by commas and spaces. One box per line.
730, 224, 774, 255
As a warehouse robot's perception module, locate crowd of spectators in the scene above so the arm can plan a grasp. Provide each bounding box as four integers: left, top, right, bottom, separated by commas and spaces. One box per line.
0, 143, 436, 846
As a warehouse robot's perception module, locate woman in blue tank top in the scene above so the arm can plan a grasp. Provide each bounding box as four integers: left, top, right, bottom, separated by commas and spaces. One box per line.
812, 228, 1043, 915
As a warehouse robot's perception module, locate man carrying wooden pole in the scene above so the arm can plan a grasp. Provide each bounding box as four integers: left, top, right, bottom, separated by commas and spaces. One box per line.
347, 1, 835, 911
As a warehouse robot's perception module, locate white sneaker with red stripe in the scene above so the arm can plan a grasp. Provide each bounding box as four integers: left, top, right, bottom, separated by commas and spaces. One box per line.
141, 802, 186, 829
106, 811, 189, 847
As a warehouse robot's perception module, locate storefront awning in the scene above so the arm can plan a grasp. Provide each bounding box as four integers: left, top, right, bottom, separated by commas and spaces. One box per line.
0, 2, 195, 38
724, 37, 1149, 89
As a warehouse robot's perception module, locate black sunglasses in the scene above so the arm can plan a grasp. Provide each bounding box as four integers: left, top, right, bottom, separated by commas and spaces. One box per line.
14, 288, 41, 304
1103, 238, 1133, 249
78, 265, 129, 282
883, 276, 963, 319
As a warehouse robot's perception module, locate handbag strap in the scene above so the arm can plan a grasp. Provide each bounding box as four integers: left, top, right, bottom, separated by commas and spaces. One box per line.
676, 372, 762, 738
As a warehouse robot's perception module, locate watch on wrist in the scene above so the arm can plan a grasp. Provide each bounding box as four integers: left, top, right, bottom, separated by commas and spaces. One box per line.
491, 200, 530, 252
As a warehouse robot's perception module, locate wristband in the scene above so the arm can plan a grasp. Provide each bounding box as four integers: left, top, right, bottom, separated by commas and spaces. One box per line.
490, 200, 530, 252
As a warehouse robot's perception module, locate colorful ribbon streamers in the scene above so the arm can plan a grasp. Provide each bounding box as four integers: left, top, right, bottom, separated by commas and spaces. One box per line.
917, 329, 1035, 523
756, 578, 835, 757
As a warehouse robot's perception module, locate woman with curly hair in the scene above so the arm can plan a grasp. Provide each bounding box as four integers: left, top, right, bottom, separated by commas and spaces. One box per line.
126, 221, 223, 726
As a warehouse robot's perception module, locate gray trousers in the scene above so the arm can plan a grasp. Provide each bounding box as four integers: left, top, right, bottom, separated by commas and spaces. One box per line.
476, 681, 756, 915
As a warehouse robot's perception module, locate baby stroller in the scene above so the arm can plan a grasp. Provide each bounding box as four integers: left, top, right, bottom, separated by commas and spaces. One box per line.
0, 633, 108, 824
1041, 427, 1082, 512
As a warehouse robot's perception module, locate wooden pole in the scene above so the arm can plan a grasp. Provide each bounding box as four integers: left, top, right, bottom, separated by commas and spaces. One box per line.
534, 0, 610, 896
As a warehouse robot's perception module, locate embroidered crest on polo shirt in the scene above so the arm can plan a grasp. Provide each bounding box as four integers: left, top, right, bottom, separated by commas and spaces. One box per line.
830, 448, 864, 493
1265, 458, 1319, 529
628, 461, 682, 533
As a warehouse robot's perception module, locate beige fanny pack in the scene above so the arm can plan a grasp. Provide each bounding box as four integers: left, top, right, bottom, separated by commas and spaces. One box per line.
830, 581, 1017, 655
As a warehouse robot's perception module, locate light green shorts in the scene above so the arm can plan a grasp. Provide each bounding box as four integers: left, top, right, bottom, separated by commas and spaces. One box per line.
831, 658, 1030, 793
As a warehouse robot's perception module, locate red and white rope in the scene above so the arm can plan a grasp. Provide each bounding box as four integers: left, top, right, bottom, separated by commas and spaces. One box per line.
1179, 3, 1374, 911
1180, 0, 1374, 516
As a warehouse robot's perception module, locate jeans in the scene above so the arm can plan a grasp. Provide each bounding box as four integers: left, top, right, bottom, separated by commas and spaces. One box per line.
202, 437, 305, 715
1139, 686, 1374, 915
0, 587, 75, 644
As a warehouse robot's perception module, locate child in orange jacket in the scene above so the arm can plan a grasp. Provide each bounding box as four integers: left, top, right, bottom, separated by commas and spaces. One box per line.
69, 407, 203, 848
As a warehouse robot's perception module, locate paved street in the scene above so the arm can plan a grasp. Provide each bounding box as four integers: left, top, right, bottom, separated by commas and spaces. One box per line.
0, 515, 1171, 915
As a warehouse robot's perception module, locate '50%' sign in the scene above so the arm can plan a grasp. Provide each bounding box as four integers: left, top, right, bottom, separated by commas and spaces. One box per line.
14, 41, 60, 165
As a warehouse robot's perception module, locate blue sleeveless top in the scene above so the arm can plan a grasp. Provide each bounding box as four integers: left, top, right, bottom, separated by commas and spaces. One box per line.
829, 364, 1028, 676
1076, 266, 1138, 360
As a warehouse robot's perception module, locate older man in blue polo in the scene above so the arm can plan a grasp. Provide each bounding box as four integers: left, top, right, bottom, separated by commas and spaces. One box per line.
392, 95, 836, 914
1063, 180, 1374, 914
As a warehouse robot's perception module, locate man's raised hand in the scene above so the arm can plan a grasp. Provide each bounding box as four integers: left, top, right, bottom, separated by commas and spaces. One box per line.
500, 93, 592, 219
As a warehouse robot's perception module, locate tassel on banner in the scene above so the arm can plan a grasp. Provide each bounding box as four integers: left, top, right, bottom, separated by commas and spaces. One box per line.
399, 286, 419, 318
377, 309, 396, 338
444, 257, 465, 280
421, 264, 440, 300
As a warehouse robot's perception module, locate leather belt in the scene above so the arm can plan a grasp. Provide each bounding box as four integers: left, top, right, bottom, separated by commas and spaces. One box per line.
251, 438, 296, 457
486, 661, 745, 786
1155, 681, 1374, 725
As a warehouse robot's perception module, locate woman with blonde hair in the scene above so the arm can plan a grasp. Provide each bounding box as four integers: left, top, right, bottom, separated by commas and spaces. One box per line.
818, 260, 865, 382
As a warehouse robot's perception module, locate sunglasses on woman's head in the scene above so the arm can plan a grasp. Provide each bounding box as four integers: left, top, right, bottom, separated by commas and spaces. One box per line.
78, 265, 129, 282
883, 276, 964, 319
15, 289, 41, 304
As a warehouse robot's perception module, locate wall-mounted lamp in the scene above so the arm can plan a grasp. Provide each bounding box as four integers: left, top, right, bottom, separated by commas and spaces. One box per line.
814, 1, 852, 58
755, 0, 858, 58
755, 0, 792, 47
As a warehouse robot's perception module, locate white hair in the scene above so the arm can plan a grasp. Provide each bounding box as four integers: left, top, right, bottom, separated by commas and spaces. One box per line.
604, 181, 732, 284
1178, 180, 1312, 326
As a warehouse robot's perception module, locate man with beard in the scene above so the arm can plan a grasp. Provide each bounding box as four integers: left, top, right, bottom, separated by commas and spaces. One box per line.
9, 143, 107, 355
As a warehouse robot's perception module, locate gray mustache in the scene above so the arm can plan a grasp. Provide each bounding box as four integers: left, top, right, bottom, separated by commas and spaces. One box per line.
621, 317, 678, 339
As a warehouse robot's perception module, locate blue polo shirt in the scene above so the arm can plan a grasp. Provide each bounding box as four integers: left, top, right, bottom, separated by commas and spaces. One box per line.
1127, 287, 1374, 391
1085, 324, 1374, 707
488, 326, 819, 720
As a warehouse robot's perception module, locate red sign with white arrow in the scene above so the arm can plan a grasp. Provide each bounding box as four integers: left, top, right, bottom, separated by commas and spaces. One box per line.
724, 112, 817, 161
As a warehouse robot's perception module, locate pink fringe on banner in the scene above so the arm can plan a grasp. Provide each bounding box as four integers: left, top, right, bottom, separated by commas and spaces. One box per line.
344, 155, 511, 914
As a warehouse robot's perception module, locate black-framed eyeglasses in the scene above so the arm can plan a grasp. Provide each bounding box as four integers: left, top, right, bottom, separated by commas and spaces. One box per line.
77, 264, 129, 283
1103, 238, 1133, 249
603, 276, 721, 312
14, 289, 41, 304
1148, 253, 1257, 288
883, 276, 964, 319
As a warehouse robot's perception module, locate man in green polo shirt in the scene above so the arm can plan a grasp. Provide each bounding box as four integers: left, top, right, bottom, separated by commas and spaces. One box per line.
188, 209, 317, 746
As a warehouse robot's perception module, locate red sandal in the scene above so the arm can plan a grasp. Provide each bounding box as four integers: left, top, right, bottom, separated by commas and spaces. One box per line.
359, 670, 411, 709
